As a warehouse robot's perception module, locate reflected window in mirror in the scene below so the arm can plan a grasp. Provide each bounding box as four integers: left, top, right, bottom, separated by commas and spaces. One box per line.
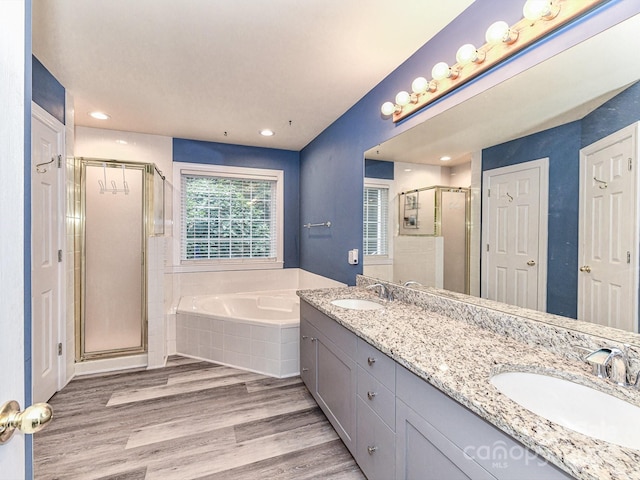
363, 183, 390, 257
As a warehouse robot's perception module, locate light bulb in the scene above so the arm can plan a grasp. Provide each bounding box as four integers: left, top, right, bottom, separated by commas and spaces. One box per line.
395, 91, 411, 107
381, 101, 396, 116
431, 62, 457, 81
456, 44, 485, 65
485, 21, 517, 44
523, 0, 558, 21
411, 77, 429, 94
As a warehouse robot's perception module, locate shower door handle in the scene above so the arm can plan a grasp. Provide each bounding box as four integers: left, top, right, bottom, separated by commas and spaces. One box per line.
0, 400, 53, 444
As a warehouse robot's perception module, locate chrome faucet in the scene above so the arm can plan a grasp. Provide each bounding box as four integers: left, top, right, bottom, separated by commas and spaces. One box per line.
366, 283, 393, 301
403, 281, 422, 288
585, 345, 640, 387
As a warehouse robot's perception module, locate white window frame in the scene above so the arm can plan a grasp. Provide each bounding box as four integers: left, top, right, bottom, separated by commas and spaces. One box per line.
173, 162, 284, 272
364, 178, 394, 266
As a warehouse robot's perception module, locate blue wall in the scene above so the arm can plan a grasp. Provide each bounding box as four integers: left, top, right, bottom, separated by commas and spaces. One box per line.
482, 122, 582, 318
365, 159, 394, 180
32, 55, 65, 124
482, 81, 640, 318
173, 138, 301, 269
299, 0, 640, 285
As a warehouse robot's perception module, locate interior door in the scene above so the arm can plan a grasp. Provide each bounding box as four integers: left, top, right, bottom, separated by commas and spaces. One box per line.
1, 3, 28, 473
578, 123, 639, 332
31, 103, 64, 403
482, 159, 548, 310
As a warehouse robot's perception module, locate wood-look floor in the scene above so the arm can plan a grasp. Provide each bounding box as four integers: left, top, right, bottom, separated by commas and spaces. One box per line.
34, 356, 365, 480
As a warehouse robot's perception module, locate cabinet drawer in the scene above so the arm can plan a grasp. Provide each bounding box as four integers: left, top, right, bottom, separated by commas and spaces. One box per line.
356, 337, 395, 391
357, 365, 395, 430
356, 396, 395, 480
301, 301, 357, 355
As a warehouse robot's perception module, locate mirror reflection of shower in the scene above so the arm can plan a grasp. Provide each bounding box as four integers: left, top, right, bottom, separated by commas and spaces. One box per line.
77, 158, 164, 361
397, 186, 470, 294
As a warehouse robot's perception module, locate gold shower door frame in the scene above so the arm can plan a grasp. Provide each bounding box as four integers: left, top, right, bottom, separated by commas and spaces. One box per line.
76, 158, 152, 361
398, 185, 471, 294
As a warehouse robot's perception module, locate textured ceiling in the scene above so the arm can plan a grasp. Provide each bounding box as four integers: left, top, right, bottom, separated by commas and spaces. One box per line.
32, 0, 475, 150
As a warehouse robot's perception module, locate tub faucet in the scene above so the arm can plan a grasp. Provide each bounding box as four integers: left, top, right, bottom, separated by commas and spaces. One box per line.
366, 283, 393, 301
585, 345, 640, 387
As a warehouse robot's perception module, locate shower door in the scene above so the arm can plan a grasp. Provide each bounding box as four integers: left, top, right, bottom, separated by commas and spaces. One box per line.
79, 159, 147, 360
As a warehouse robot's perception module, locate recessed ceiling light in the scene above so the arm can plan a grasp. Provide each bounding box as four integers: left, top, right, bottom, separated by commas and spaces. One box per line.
90, 111, 110, 120
260, 129, 275, 137
440, 155, 452, 161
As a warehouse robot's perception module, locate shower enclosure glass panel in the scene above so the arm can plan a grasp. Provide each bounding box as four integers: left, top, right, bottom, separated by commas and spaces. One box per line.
79, 160, 147, 360
398, 186, 470, 294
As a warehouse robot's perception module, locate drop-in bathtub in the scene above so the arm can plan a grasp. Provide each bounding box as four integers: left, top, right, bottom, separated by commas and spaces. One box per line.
176, 290, 300, 377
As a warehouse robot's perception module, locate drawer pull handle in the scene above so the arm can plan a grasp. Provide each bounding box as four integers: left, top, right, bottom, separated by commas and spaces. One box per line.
302, 335, 309, 340
367, 446, 378, 455
367, 357, 376, 366
367, 391, 377, 400
311, 337, 317, 342
302, 368, 309, 372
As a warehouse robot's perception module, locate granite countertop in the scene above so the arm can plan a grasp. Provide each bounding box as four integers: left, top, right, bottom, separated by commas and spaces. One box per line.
297, 286, 640, 480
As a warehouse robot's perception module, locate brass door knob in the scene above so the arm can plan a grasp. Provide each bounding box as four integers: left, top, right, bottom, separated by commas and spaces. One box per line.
527, 260, 536, 266
0, 400, 53, 444
580, 265, 592, 273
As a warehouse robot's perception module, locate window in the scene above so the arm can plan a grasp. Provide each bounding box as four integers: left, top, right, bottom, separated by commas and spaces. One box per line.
176, 164, 283, 269
363, 185, 389, 256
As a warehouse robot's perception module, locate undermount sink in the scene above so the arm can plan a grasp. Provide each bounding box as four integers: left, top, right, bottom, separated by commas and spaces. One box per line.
491, 371, 640, 450
330, 298, 384, 310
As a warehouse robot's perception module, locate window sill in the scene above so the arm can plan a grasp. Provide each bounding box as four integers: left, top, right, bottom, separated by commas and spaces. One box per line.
169, 261, 284, 274
363, 256, 393, 266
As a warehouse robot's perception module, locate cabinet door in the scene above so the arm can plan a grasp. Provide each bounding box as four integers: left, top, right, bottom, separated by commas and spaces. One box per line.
316, 332, 357, 451
300, 316, 318, 392
396, 399, 496, 480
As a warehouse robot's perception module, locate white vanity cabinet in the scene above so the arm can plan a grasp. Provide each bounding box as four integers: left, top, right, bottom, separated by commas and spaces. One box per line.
300, 301, 357, 451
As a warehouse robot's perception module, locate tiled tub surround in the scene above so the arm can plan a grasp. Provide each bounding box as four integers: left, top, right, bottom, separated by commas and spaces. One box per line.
298, 284, 640, 480
176, 290, 301, 378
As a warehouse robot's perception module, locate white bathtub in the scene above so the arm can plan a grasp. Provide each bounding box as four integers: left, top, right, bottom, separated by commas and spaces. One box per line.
176, 290, 300, 378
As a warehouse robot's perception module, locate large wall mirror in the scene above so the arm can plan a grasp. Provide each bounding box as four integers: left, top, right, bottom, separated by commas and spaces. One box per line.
363, 14, 640, 337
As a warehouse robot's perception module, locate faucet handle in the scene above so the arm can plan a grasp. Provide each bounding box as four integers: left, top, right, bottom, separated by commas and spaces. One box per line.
584, 348, 611, 378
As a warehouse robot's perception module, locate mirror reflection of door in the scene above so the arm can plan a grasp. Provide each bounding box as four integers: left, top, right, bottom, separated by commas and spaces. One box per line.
482, 159, 549, 310
578, 123, 639, 332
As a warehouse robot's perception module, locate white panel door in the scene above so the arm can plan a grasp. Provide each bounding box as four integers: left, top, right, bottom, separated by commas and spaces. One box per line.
1, 1, 27, 474
578, 123, 639, 332
482, 159, 548, 310
31, 103, 64, 403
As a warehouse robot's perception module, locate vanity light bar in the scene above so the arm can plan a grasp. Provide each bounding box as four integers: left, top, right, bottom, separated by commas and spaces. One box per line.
382, 0, 607, 123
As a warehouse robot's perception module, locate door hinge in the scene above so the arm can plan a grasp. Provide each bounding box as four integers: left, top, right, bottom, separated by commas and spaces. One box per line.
629, 158, 633, 172
487, 189, 491, 197
628, 251, 631, 264
486, 244, 490, 252
57, 154, 62, 168
57, 343, 62, 356
58, 249, 63, 262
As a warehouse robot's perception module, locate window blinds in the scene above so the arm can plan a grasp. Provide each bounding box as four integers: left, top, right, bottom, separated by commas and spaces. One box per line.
181, 174, 277, 260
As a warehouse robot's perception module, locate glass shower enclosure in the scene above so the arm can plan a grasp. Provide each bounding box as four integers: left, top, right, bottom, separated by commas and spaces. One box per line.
399, 186, 470, 294
76, 158, 164, 361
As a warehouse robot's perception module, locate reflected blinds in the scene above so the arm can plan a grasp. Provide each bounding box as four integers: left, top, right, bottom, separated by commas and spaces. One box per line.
363, 186, 389, 256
